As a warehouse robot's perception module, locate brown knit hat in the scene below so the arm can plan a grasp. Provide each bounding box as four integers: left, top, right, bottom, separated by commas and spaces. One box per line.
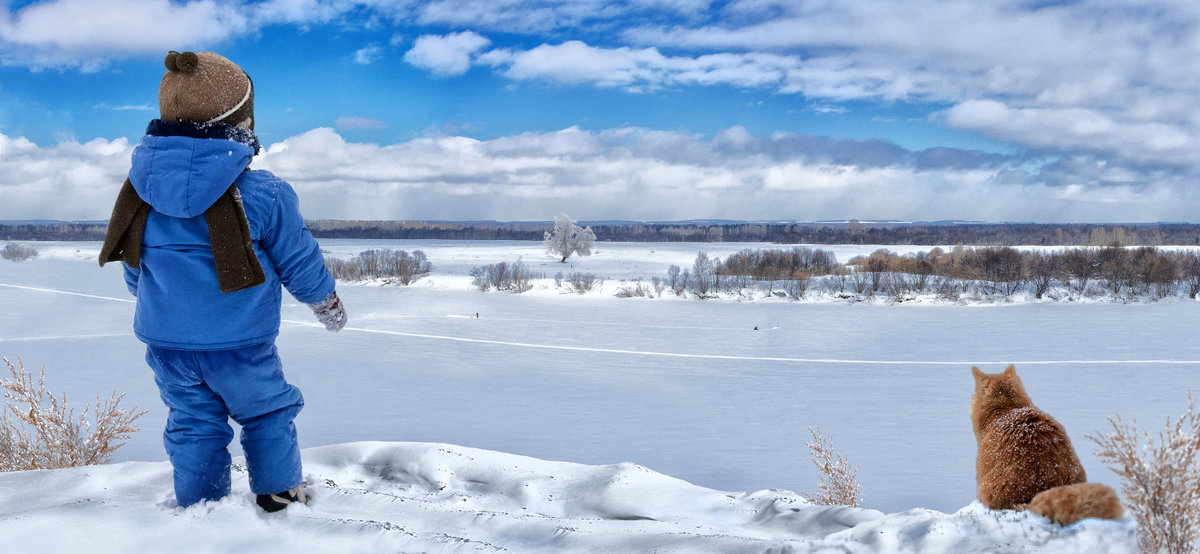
159, 51, 255, 130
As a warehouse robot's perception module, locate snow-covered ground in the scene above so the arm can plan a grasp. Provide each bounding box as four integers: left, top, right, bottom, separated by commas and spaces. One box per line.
3, 239, 1189, 552
0, 442, 1133, 553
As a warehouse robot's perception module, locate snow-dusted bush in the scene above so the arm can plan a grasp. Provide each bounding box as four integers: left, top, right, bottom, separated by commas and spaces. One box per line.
1, 243, 38, 262
802, 427, 862, 507
544, 214, 596, 263
667, 265, 686, 296
690, 252, 716, 296
326, 249, 431, 284
471, 260, 536, 293
1089, 394, 1200, 554
0, 357, 146, 471
556, 272, 604, 294
615, 279, 655, 298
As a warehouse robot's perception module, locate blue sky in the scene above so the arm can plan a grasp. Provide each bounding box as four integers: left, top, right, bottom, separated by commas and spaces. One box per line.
2, 0, 1198, 222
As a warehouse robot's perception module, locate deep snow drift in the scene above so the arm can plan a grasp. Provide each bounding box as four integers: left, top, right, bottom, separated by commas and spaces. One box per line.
0, 442, 1134, 553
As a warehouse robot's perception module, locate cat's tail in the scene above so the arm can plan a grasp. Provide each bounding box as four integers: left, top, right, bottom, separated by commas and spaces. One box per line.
1029, 482, 1123, 525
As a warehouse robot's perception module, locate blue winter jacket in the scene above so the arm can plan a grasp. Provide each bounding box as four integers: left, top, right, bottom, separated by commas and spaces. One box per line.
123, 125, 335, 350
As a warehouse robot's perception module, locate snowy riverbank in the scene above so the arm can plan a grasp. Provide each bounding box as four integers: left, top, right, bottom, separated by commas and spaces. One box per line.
0, 441, 1136, 553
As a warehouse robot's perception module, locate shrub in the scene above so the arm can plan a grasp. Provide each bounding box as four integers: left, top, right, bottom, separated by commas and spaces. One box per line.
782, 272, 811, 299
1, 357, 146, 471
651, 276, 667, 296
667, 265, 686, 296
471, 260, 537, 293
615, 279, 655, 298
1, 243, 38, 262
801, 427, 862, 507
1179, 252, 1200, 299
325, 249, 431, 284
556, 272, 604, 294
1088, 394, 1200, 554
690, 252, 716, 296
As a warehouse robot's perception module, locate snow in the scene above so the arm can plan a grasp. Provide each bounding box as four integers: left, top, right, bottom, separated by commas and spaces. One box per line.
1, 239, 1180, 552
1, 442, 1134, 553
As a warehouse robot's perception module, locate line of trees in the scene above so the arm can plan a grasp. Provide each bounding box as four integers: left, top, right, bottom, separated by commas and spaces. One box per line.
10, 220, 1200, 245
844, 245, 1200, 301
662, 245, 1200, 302
667, 247, 842, 299
302, 221, 1200, 245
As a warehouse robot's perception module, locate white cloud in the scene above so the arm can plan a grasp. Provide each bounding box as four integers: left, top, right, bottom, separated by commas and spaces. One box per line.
476, 40, 806, 93
0, 0, 248, 69
0, 133, 132, 219
353, 43, 383, 65
0, 0, 405, 69
403, 31, 490, 76
412, 0, 714, 33
942, 100, 1198, 167
335, 115, 386, 131
248, 0, 362, 26
94, 103, 155, 112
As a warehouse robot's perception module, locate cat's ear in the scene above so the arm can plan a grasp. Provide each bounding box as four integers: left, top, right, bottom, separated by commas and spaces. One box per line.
1003, 364, 1017, 377
972, 366, 985, 381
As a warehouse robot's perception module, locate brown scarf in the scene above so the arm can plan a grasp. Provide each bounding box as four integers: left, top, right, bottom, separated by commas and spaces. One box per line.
98, 177, 266, 293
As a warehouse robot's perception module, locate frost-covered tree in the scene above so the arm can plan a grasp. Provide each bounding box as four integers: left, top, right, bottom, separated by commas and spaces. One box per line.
543, 214, 596, 263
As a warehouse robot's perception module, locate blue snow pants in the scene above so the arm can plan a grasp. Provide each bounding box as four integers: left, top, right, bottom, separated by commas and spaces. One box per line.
145, 342, 304, 507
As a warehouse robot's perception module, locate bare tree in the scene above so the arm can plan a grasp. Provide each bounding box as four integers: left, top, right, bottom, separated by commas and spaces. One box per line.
1027, 251, 1058, 299
979, 247, 1026, 298
667, 265, 686, 296
1178, 252, 1200, 299
1060, 249, 1098, 296
690, 252, 716, 296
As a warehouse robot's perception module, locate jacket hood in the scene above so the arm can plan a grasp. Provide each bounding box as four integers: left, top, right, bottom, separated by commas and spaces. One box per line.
128, 119, 259, 218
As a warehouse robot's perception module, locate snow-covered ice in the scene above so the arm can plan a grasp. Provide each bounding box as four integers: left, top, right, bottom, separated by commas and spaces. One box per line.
0, 239, 1179, 552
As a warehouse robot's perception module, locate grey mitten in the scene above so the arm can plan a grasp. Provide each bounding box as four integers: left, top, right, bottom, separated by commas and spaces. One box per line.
309, 291, 347, 332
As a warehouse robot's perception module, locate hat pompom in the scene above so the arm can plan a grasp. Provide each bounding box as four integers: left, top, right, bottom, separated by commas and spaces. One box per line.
164, 51, 199, 73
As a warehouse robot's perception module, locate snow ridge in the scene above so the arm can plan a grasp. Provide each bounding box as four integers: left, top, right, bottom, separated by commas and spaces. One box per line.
0, 442, 1135, 553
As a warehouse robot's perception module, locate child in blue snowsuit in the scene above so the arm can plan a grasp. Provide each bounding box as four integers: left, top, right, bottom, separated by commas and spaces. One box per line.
100, 51, 346, 512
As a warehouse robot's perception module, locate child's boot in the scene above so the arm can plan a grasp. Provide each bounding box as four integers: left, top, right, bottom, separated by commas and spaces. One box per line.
256, 483, 308, 513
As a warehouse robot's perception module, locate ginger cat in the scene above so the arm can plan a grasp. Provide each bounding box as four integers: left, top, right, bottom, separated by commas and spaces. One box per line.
971, 365, 1122, 525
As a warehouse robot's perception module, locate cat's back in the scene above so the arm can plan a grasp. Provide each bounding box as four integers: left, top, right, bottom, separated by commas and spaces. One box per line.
977, 406, 1087, 509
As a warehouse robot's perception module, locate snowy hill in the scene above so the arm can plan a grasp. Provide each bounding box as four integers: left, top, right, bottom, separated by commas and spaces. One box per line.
0, 442, 1134, 553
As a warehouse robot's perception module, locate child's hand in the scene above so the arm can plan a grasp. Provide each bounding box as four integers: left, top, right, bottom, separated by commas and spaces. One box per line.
308, 291, 347, 332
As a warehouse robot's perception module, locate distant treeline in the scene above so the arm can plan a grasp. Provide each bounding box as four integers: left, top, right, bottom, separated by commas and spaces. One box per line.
7, 219, 1200, 246
0, 222, 107, 241
303, 220, 1200, 246
306, 220, 547, 241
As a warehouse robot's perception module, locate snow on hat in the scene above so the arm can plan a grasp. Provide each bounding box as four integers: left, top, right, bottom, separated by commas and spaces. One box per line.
158, 51, 255, 130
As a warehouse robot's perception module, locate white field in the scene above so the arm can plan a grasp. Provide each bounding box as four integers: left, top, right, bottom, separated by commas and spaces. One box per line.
2, 239, 1193, 552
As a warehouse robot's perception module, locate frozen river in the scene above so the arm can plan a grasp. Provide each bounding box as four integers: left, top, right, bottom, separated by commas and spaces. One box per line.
1, 240, 1197, 513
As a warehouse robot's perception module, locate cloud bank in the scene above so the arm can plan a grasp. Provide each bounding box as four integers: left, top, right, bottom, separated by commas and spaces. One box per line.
4, 126, 1194, 223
